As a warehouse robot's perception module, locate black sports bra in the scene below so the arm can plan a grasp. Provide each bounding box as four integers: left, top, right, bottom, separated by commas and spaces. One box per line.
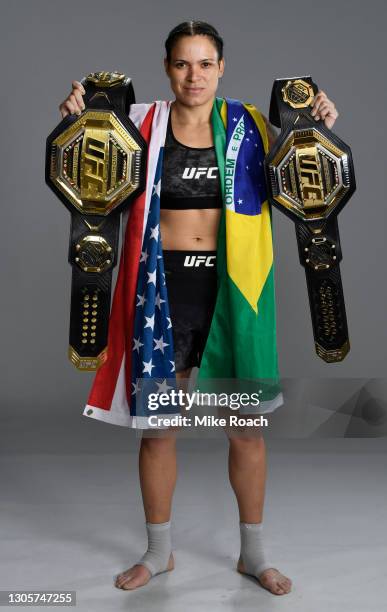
160, 112, 223, 210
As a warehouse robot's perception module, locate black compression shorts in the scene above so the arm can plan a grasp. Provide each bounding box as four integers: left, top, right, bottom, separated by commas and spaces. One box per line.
163, 250, 217, 373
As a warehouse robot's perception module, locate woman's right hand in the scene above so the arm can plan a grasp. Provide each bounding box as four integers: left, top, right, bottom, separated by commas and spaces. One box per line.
59, 80, 86, 118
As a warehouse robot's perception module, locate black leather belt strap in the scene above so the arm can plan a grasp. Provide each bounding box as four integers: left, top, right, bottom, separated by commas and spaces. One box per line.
46, 71, 147, 371
81, 71, 135, 115
265, 76, 356, 362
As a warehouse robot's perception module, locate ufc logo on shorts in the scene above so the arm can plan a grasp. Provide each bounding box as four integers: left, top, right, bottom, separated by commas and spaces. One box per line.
184, 255, 216, 267
182, 167, 218, 179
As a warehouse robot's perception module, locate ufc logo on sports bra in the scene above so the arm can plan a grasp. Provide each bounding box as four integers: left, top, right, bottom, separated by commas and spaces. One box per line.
182, 167, 218, 179
184, 255, 216, 267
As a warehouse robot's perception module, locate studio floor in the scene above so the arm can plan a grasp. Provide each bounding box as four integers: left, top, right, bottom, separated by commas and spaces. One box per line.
1, 422, 386, 612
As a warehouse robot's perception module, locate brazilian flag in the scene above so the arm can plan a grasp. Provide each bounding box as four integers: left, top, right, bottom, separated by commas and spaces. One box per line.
197, 97, 282, 409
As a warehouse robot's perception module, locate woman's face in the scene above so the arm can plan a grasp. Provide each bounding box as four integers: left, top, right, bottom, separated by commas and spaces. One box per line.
164, 35, 225, 107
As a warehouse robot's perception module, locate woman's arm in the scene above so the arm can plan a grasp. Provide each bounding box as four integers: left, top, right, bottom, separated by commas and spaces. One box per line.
310, 90, 339, 129
262, 114, 278, 149
262, 89, 339, 150
59, 80, 86, 118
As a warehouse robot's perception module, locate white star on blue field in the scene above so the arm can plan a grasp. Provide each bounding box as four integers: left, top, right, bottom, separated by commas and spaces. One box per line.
130, 148, 178, 417
226, 98, 267, 214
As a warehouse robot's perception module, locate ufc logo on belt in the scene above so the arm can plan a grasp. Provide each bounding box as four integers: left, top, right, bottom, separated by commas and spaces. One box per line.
182, 167, 218, 179
184, 255, 216, 267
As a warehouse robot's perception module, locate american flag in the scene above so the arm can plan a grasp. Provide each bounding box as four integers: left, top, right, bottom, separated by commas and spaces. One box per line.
130, 147, 178, 418
84, 101, 180, 428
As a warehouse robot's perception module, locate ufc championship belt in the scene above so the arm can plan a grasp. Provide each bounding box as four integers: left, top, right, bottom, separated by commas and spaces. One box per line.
265, 76, 355, 363
46, 71, 147, 371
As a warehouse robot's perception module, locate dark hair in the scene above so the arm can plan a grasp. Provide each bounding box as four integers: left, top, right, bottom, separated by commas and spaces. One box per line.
164, 21, 224, 64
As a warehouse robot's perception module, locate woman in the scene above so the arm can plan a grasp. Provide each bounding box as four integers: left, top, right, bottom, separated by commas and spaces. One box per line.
59, 21, 338, 597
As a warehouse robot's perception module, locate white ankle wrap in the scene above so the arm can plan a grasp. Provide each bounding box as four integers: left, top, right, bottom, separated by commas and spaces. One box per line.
136, 521, 172, 577
239, 522, 273, 577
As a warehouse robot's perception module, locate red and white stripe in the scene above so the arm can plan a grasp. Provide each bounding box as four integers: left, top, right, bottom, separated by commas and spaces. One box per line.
82, 100, 172, 428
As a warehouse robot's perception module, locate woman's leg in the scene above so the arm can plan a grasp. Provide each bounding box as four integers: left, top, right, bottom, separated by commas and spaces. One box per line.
139, 434, 178, 523
226, 429, 292, 596
228, 434, 266, 523
115, 367, 192, 590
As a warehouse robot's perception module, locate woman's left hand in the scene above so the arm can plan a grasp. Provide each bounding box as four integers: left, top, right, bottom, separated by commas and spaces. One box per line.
311, 90, 338, 130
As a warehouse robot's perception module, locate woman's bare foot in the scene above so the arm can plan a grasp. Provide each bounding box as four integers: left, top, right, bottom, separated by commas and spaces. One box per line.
237, 556, 292, 595
114, 553, 174, 590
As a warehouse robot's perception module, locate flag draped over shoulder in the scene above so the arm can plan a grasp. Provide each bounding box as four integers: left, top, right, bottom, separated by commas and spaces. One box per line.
83, 97, 283, 428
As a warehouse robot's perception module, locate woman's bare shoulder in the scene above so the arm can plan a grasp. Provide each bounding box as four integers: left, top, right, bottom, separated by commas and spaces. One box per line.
261, 113, 278, 149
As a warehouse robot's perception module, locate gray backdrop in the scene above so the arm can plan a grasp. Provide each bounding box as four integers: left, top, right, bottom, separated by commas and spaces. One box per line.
1, 0, 386, 424
1, 3, 387, 611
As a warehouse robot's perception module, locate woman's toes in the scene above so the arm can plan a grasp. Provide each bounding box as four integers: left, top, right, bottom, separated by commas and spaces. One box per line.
114, 564, 152, 590
258, 569, 292, 595
277, 577, 291, 593
282, 577, 292, 592
121, 575, 142, 590
115, 571, 133, 588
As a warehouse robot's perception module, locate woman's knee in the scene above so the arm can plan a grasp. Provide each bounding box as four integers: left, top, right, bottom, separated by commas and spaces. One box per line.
140, 434, 177, 456
228, 433, 265, 453
176, 367, 192, 380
